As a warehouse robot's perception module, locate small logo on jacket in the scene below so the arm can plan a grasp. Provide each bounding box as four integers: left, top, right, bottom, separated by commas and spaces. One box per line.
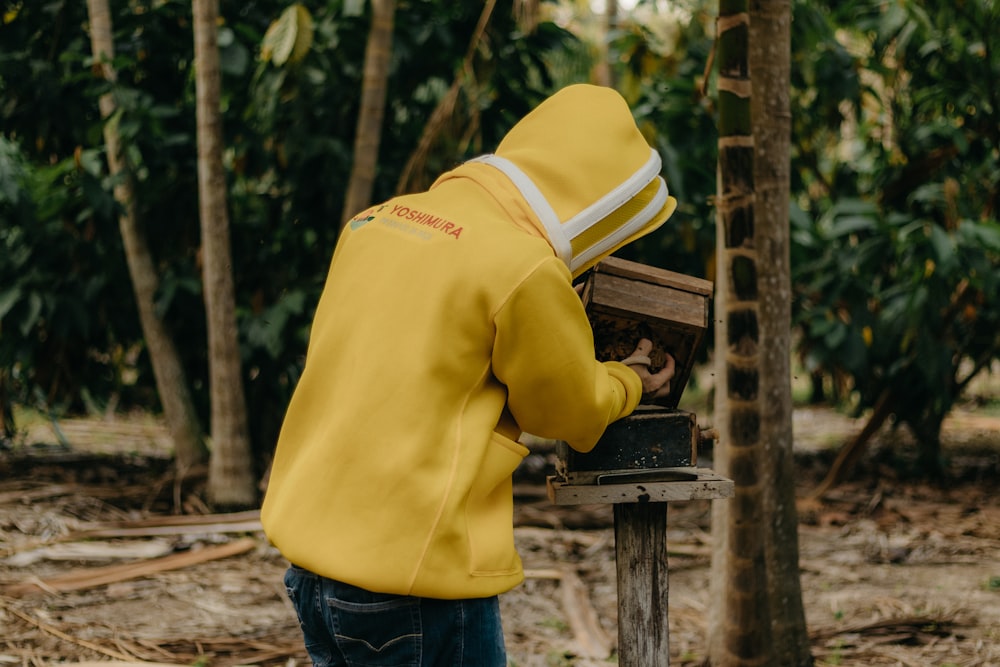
348, 205, 386, 231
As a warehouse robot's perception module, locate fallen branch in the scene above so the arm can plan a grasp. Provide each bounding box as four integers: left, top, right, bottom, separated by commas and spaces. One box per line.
1, 599, 137, 661
559, 566, 614, 660
809, 612, 963, 642
6, 510, 263, 556
65, 518, 262, 541
3, 537, 257, 596
809, 389, 895, 500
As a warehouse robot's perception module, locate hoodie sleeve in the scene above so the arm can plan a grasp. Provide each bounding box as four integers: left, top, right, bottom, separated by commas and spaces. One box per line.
491, 257, 643, 453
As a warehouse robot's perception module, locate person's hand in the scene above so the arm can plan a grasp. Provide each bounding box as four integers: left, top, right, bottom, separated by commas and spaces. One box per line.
620, 338, 676, 401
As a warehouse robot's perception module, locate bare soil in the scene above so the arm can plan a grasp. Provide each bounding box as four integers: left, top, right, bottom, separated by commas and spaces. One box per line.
1, 406, 999, 667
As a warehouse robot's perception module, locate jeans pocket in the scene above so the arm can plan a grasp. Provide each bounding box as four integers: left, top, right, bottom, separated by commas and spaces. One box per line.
327, 591, 421, 666
284, 566, 337, 666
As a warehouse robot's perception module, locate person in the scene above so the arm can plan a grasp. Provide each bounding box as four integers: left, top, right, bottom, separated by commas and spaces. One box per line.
260, 83, 678, 666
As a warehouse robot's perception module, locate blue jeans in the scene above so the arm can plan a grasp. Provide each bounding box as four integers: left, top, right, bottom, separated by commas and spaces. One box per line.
283, 565, 507, 667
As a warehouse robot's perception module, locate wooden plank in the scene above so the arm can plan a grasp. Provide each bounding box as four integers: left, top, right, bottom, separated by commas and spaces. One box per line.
615, 502, 670, 666
66, 519, 263, 540
5, 539, 174, 566
80, 509, 262, 529
597, 256, 714, 296
547, 470, 734, 506
2, 537, 257, 596
590, 274, 709, 329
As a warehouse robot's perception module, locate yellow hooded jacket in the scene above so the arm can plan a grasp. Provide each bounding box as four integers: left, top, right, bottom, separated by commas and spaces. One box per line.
260, 84, 678, 599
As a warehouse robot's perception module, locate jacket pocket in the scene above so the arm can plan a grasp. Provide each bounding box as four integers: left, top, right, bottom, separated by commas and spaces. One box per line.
466, 432, 529, 576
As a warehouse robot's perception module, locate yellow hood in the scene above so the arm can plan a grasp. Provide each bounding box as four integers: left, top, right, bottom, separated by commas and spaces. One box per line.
469, 84, 678, 277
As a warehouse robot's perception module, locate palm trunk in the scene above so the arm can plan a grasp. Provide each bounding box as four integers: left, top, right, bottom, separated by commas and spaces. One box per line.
709, 1, 772, 664
85, 0, 206, 475
751, 0, 812, 663
193, 0, 256, 508
594, 0, 618, 87
340, 0, 396, 228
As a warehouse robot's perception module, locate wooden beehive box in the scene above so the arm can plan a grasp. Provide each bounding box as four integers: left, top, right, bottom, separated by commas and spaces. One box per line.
556, 258, 713, 486
582, 256, 713, 408
556, 405, 700, 484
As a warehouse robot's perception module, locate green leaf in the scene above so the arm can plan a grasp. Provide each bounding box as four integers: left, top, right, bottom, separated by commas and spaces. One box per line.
343, 0, 366, 17
19, 292, 43, 337
928, 225, 955, 265
961, 221, 1000, 252
0, 286, 22, 320
827, 215, 876, 238
261, 4, 314, 66
824, 323, 847, 348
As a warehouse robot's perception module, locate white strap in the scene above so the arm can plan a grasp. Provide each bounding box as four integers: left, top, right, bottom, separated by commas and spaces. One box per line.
468, 154, 572, 265
568, 175, 669, 274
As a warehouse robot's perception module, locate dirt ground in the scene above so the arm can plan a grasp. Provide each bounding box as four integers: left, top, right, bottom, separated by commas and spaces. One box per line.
1, 406, 999, 667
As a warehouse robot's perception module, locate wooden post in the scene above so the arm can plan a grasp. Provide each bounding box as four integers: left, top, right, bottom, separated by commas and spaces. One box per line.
548, 473, 733, 665
615, 501, 670, 665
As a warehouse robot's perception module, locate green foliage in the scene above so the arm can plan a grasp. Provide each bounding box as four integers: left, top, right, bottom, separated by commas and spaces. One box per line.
3, 0, 999, 484
0, 0, 580, 463
791, 0, 1000, 473
0, 136, 143, 413
608, 2, 719, 281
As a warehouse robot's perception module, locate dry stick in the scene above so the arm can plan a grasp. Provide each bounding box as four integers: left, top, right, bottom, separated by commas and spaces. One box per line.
559, 567, 614, 659
809, 613, 961, 642
1, 600, 136, 662
3, 537, 257, 596
5, 511, 262, 557
66, 519, 262, 541
809, 388, 894, 500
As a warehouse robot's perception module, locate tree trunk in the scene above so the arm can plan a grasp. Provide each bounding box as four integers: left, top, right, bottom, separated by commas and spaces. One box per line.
192, 0, 256, 508
708, 1, 773, 665
594, 0, 618, 88
395, 0, 496, 195
340, 0, 396, 228
85, 0, 206, 475
750, 0, 812, 664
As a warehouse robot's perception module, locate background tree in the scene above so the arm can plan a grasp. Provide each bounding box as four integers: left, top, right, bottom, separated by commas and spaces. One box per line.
746, 0, 811, 663
708, 2, 811, 659
791, 0, 1000, 493
708, 1, 772, 663
3, 0, 998, 501
1, 0, 581, 480
85, 0, 207, 474
340, 0, 395, 228
193, 0, 256, 507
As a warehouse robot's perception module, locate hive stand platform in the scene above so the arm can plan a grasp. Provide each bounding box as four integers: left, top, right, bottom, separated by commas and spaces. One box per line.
547, 471, 734, 666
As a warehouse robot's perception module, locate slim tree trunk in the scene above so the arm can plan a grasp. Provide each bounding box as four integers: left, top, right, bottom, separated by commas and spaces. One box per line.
340, 0, 396, 228
709, 1, 772, 665
85, 0, 206, 475
594, 0, 618, 88
751, 0, 812, 663
192, 0, 256, 508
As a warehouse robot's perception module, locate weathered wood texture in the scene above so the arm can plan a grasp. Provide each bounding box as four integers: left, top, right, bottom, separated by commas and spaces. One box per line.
547, 470, 734, 505
583, 257, 712, 408
615, 502, 670, 666
556, 407, 698, 484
